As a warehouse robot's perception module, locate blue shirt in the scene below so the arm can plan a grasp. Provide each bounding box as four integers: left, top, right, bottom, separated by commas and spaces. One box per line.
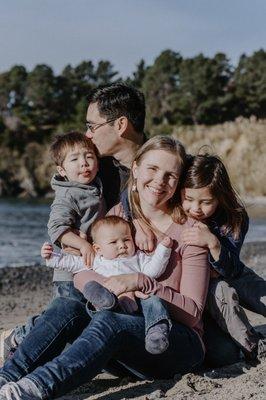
207, 211, 249, 279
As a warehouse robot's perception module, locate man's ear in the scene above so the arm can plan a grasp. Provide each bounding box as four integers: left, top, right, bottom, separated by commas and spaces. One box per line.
117, 116, 128, 137
57, 165, 66, 177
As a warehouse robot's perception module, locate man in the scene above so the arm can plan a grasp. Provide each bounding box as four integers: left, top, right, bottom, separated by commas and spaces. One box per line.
86, 83, 145, 209
0, 83, 146, 361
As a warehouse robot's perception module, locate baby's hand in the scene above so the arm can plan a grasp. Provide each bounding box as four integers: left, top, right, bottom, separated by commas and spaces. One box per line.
80, 242, 95, 267
161, 236, 173, 248
41, 242, 53, 259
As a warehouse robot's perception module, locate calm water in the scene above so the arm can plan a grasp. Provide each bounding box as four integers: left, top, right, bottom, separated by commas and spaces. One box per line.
0, 199, 266, 268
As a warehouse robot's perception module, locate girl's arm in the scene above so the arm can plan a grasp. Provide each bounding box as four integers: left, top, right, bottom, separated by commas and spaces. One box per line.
207, 214, 249, 279
181, 215, 249, 279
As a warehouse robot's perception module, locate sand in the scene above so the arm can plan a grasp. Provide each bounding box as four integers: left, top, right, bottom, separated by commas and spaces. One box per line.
0, 242, 265, 399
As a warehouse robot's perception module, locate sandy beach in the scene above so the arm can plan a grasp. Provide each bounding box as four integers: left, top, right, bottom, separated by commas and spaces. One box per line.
0, 241, 265, 399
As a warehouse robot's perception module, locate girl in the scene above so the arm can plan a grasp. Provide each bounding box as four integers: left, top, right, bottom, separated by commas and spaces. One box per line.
0, 136, 210, 400
180, 154, 266, 362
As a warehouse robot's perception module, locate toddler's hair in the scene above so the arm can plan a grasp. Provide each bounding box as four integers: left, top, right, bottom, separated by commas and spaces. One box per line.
50, 131, 96, 166
91, 216, 132, 242
181, 154, 246, 239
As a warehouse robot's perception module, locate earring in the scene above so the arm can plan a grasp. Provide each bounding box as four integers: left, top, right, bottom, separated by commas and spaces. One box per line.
132, 180, 137, 192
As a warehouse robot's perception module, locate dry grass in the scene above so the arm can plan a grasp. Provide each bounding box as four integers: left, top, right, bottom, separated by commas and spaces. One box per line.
151, 116, 266, 196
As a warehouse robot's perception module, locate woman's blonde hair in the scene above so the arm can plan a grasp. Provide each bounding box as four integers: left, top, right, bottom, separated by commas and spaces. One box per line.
128, 135, 187, 231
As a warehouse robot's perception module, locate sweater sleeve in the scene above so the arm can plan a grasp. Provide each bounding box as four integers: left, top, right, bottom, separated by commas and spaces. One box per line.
139, 244, 171, 279
209, 215, 249, 279
46, 252, 88, 274
137, 245, 210, 328
47, 194, 78, 245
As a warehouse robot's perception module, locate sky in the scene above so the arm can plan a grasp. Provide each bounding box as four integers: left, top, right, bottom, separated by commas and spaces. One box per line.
0, 0, 266, 78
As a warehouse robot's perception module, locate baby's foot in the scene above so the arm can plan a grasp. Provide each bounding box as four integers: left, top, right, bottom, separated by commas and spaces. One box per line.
145, 321, 169, 354
84, 281, 118, 311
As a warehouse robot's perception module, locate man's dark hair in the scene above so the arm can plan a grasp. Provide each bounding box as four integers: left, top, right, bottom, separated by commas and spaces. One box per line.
87, 83, 145, 133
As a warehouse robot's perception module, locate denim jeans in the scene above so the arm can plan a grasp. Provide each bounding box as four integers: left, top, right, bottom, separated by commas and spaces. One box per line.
13, 281, 85, 345
0, 298, 204, 399
139, 295, 171, 333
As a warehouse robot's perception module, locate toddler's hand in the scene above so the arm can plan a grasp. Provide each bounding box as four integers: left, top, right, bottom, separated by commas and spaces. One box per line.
41, 242, 53, 259
80, 242, 95, 267
161, 236, 173, 248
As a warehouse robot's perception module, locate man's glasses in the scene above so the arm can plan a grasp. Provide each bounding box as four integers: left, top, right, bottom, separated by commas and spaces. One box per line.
85, 118, 117, 133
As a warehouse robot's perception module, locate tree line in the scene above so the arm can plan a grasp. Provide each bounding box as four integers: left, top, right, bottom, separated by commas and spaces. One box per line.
0, 49, 266, 153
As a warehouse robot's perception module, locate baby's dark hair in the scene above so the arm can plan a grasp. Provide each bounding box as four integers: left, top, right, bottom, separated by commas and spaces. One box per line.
181, 154, 246, 239
91, 216, 132, 243
50, 131, 97, 166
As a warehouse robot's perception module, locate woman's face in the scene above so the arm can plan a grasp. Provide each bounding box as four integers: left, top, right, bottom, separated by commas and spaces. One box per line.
133, 149, 181, 211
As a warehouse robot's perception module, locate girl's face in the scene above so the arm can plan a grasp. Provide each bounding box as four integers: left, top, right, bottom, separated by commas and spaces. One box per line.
181, 186, 219, 221
133, 149, 181, 211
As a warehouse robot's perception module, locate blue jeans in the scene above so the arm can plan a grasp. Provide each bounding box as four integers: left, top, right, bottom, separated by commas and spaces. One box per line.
13, 281, 84, 345
0, 297, 204, 399
139, 295, 171, 333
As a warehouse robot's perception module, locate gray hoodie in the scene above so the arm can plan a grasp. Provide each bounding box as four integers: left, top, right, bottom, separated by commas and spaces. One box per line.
47, 174, 106, 281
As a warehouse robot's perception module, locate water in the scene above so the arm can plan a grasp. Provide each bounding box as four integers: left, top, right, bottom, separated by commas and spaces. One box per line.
0, 199, 266, 268
0, 199, 50, 268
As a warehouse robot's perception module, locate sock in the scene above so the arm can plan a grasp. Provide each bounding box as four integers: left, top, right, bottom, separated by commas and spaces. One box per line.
0, 377, 9, 389
145, 321, 170, 355
0, 377, 43, 399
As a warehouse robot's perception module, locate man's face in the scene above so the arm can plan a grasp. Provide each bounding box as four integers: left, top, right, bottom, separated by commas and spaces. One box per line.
85, 102, 120, 157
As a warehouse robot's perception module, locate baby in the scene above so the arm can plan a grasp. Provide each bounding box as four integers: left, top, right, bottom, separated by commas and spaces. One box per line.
42, 215, 173, 354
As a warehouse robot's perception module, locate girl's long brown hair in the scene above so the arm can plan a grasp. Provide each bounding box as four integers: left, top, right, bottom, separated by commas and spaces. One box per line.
128, 135, 187, 232
181, 154, 246, 239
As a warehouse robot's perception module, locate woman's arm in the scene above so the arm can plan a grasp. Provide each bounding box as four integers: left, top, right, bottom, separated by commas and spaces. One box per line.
137, 245, 210, 328
104, 244, 209, 328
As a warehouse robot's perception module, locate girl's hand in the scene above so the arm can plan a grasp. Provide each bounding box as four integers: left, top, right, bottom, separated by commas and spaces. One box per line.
104, 273, 139, 296
134, 219, 155, 252
180, 222, 218, 249
41, 242, 53, 259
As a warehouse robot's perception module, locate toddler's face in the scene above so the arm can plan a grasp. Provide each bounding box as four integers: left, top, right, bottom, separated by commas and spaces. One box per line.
94, 222, 135, 260
57, 145, 98, 184
181, 186, 219, 221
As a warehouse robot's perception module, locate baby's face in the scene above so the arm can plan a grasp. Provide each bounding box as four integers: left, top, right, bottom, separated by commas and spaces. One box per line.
94, 222, 135, 260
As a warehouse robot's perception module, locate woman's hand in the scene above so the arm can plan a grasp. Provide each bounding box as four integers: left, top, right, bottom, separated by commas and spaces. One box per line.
104, 273, 139, 296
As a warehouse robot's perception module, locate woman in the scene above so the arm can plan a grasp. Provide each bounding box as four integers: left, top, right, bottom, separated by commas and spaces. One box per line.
0, 136, 210, 400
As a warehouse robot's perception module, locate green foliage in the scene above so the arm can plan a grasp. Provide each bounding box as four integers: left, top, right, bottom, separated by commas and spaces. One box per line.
232, 50, 266, 118
1, 50, 266, 196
